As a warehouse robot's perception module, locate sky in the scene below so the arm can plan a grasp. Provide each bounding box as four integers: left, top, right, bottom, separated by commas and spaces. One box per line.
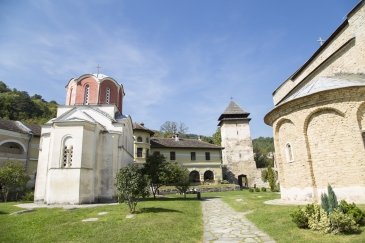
0, 0, 359, 138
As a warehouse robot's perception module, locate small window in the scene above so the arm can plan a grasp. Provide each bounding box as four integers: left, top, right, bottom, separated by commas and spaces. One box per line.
137, 136, 143, 142
62, 137, 73, 168
170, 151, 176, 160
137, 148, 143, 157
286, 143, 294, 162
205, 152, 210, 161
84, 84, 90, 104
105, 88, 111, 104
191, 152, 196, 161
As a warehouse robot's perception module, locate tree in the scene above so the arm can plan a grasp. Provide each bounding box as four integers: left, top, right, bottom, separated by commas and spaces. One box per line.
262, 165, 277, 191
142, 154, 169, 198
160, 121, 188, 138
321, 184, 338, 214
212, 128, 221, 146
174, 167, 190, 198
253, 137, 274, 168
115, 164, 149, 214
0, 162, 29, 202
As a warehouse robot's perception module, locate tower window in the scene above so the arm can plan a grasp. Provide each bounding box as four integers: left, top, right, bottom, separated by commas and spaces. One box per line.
106, 88, 111, 104
84, 85, 90, 104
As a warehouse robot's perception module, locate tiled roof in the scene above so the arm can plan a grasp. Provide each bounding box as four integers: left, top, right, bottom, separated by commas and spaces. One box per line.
218, 101, 250, 122
150, 137, 222, 149
133, 122, 155, 135
0, 119, 41, 136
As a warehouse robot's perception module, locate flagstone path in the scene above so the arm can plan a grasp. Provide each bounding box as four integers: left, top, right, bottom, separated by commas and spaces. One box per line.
202, 198, 276, 243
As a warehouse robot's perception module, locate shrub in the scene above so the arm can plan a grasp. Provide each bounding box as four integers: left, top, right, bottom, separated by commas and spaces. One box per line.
338, 200, 365, 225
248, 188, 254, 192
307, 204, 331, 233
321, 185, 338, 214
329, 209, 360, 234
254, 187, 260, 192
22, 191, 34, 201
290, 204, 315, 229
260, 187, 267, 192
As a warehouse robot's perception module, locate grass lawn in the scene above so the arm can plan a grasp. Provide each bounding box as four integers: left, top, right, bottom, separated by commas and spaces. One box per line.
0, 196, 202, 243
205, 190, 365, 243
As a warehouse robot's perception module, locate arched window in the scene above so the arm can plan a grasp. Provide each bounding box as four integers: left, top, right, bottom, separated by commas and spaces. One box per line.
189, 171, 200, 183
105, 88, 111, 104
137, 136, 143, 142
286, 143, 294, 162
84, 84, 90, 104
0, 141, 24, 154
62, 137, 73, 168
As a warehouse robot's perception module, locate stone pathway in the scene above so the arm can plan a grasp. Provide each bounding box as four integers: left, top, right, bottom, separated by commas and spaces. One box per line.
202, 198, 275, 243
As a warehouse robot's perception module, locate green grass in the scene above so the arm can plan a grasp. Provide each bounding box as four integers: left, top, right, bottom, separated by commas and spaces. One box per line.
205, 190, 365, 243
0, 196, 202, 243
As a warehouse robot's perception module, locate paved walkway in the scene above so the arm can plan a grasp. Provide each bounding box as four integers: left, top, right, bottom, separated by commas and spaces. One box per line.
202, 198, 275, 243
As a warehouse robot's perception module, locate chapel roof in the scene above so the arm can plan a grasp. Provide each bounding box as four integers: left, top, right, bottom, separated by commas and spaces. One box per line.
0, 119, 41, 136
150, 137, 223, 150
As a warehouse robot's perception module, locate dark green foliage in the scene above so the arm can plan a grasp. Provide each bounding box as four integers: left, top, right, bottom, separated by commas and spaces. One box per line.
266, 166, 277, 191
248, 188, 254, 192
254, 187, 260, 192
321, 185, 338, 214
338, 200, 365, 225
291, 204, 316, 229
0, 81, 57, 124
253, 137, 274, 168
115, 164, 149, 213
22, 191, 34, 201
329, 209, 360, 234
212, 128, 221, 146
0, 161, 30, 202
260, 187, 267, 192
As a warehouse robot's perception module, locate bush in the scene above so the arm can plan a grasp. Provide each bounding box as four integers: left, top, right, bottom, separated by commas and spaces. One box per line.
307, 204, 331, 233
260, 187, 267, 192
321, 185, 338, 214
22, 191, 34, 201
290, 204, 315, 229
338, 200, 365, 225
329, 209, 360, 234
254, 187, 260, 192
248, 188, 254, 192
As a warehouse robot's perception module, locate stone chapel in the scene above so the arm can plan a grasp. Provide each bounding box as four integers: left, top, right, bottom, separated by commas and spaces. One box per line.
34, 74, 134, 204
265, 1, 365, 203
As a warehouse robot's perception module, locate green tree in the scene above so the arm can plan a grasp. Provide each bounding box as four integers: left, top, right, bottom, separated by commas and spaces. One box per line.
321, 184, 338, 214
212, 128, 221, 146
115, 164, 149, 214
0, 162, 29, 202
262, 166, 277, 192
142, 154, 170, 199
167, 163, 190, 198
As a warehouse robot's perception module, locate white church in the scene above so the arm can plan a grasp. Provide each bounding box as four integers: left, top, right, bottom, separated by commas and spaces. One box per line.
34, 74, 134, 204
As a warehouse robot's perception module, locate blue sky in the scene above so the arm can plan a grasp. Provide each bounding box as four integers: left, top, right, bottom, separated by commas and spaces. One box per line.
0, 0, 359, 138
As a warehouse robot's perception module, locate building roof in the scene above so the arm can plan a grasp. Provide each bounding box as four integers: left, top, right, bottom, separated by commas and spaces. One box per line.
150, 137, 223, 150
218, 101, 250, 125
0, 119, 41, 136
272, 1, 364, 99
133, 122, 155, 135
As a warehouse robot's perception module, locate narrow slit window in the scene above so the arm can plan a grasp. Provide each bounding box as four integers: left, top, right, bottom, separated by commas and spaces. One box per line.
106, 88, 111, 104
286, 143, 294, 162
84, 85, 90, 104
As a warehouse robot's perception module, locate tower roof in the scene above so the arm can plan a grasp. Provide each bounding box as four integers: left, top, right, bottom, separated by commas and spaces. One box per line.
218, 101, 250, 125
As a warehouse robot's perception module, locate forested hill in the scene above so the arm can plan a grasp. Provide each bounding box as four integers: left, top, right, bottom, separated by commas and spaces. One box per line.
0, 81, 58, 125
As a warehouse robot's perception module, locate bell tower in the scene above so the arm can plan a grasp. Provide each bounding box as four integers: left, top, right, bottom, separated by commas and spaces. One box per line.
218, 101, 257, 187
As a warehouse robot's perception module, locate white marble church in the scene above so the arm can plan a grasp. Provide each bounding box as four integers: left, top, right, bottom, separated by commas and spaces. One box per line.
34, 74, 134, 204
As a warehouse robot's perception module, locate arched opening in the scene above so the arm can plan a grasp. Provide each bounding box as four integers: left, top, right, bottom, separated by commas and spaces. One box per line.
137, 136, 143, 142
62, 137, 73, 168
0, 142, 25, 154
238, 174, 247, 188
204, 170, 214, 181
189, 170, 200, 183
84, 84, 90, 104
